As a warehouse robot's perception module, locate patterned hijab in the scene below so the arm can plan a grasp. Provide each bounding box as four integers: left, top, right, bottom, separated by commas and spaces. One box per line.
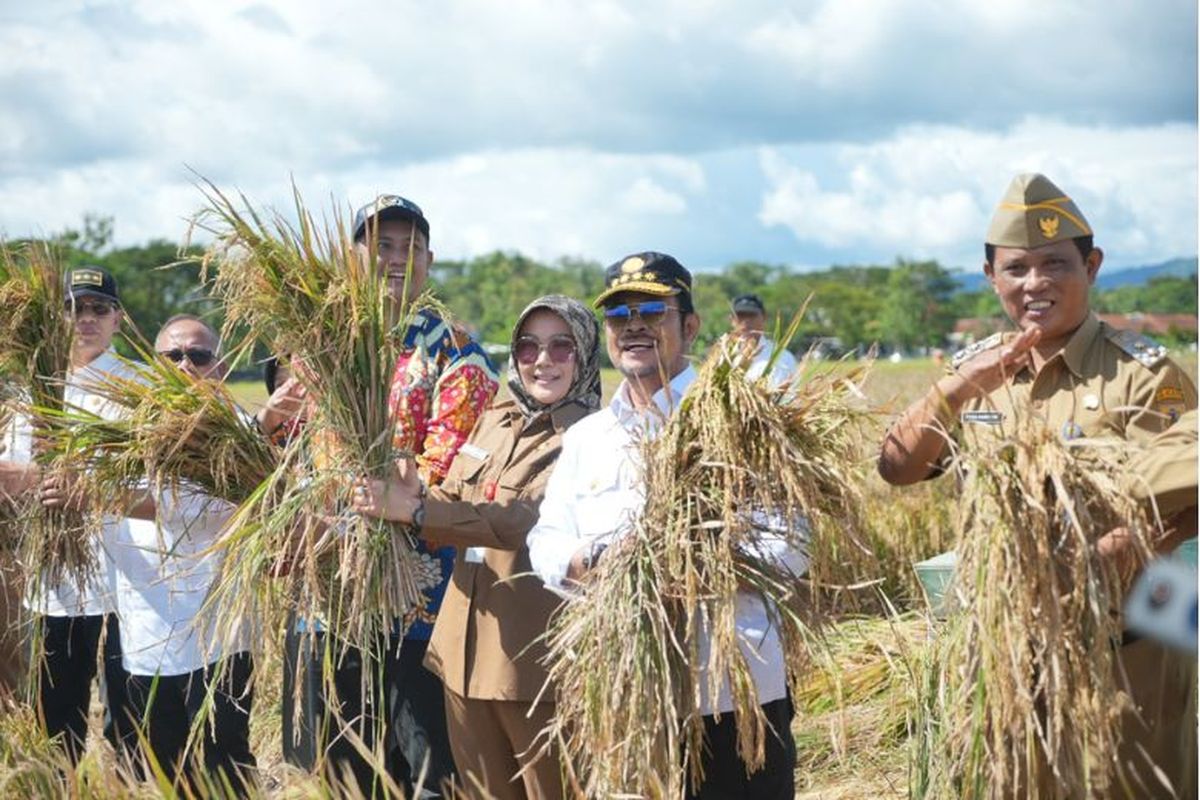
507, 294, 602, 421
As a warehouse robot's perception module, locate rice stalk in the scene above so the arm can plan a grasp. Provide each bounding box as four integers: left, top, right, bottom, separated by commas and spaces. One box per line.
911, 412, 1158, 799
792, 614, 925, 798
543, 323, 876, 799
0, 241, 94, 594
191, 181, 431, 659
33, 341, 276, 510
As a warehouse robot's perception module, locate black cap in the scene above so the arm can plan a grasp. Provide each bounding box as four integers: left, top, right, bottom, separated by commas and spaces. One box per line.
731, 294, 765, 315
64, 265, 120, 305
353, 194, 431, 244
593, 251, 693, 309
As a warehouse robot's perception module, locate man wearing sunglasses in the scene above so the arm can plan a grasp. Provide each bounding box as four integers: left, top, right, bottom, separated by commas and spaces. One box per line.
104, 314, 257, 790
528, 252, 801, 799
1, 265, 138, 764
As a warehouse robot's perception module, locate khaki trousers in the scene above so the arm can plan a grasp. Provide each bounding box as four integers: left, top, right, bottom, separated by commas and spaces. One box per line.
444, 689, 563, 800
1114, 637, 1197, 799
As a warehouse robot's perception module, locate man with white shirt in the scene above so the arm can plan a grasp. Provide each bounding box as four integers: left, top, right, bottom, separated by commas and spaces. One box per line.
1, 265, 137, 763
527, 252, 800, 799
114, 314, 256, 792
729, 293, 798, 387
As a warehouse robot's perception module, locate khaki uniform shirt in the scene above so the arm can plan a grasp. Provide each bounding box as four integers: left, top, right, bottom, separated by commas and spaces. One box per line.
959, 314, 1196, 449
422, 398, 588, 701
957, 314, 1198, 798
1127, 408, 1197, 520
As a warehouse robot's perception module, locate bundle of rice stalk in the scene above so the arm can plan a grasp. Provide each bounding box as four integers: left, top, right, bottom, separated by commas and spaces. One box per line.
32, 343, 276, 509
193, 182, 429, 652
793, 614, 926, 798
543, 323, 875, 799
910, 413, 1157, 799
0, 241, 93, 591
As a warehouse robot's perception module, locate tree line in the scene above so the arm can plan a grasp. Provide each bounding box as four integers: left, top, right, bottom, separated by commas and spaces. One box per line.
21, 215, 1200, 366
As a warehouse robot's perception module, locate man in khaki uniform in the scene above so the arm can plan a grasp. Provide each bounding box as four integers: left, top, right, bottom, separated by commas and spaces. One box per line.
879, 172, 1197, 798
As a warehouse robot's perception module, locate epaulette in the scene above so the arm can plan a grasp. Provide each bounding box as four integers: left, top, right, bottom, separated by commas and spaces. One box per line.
951, 332, 1004, 369
1105, 326, 1168, 368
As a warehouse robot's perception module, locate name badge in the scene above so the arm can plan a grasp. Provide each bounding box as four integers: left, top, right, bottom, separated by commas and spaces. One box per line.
458, 443, 489, 461
465, 547, 486, 563
961, 410, 1003, 426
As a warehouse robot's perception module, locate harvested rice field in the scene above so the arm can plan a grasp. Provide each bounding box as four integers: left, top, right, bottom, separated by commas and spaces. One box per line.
0, 350, 1194, 798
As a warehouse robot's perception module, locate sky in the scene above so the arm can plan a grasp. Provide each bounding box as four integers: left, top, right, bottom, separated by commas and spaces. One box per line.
2, 0, 1197, 274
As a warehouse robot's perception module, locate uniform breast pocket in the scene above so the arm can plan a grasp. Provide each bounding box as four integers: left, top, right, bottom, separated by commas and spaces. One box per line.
574, 474, 639, 539
446, 448, 489, 485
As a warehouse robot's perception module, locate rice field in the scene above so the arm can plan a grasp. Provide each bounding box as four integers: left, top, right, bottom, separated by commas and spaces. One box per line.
1, 350, 1194, 798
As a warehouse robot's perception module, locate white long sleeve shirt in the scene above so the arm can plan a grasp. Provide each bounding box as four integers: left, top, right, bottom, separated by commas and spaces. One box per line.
115, 487, 248, 676
3, 349, 140, 617
742, 336, 798, 387
527, 365, 808, 715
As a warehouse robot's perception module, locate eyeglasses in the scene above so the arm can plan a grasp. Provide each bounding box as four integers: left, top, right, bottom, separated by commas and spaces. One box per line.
65, 300, 118, 317
602, 300, 678, 328
158, 348, 216, 368
513, 336, 576, 365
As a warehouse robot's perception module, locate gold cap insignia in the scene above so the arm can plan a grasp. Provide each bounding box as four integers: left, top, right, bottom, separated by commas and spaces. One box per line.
1038, 215, 1060, 239
71, 269, 104, 287
620, 256, 645, 274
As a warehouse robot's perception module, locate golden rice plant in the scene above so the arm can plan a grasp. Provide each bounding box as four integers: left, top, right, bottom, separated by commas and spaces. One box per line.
34, 341, 276, 510
0, 241, 94, 592
910, 414, 1157, 799
542, 325, 876, 799
192, 181, 431, 656
793, 614, 926, 799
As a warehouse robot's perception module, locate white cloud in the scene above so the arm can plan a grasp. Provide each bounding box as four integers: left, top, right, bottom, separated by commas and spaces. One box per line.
0, 2, 1194, 271
757, 120, 1198, 269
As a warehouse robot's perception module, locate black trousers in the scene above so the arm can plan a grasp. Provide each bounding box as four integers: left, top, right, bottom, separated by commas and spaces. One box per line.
125, 652, 256, 794
686, 696, 796, 800
34, 613, 136, 764
281, 624, 456, 796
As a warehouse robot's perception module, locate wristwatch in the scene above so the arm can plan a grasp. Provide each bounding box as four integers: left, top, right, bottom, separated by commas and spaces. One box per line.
581, 541, 608, 571
412, 498, 426, 533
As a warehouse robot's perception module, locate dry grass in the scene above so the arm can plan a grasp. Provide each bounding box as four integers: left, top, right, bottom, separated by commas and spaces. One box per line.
193, 182, 431, 658
910, 412, 1159, 799
0, 339, 1189, 797
542, 327, 877, 799
0, 242, 95, 598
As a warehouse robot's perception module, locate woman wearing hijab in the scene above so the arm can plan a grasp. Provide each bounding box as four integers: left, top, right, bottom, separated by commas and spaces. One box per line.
353, 295, 600, 800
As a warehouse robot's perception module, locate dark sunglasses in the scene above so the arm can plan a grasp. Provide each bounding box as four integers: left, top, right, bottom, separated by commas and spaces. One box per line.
602, 300, 677, 327
513, 336, 576, 365
65, 300, 118, 317
158, 348, 216, 367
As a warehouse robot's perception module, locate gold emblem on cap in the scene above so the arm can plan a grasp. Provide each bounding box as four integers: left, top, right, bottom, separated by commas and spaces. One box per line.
620, 256, 646, 274
71, 269, 103, 287
1038, 215, 1060, 239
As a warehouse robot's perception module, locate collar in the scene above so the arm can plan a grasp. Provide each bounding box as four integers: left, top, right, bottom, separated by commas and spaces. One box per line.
610, 364, 697, 429
497, 398, 589, 435
70, 348, 121, 380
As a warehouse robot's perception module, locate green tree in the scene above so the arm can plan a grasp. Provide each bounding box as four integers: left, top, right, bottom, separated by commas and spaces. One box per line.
878, 259, 958, 350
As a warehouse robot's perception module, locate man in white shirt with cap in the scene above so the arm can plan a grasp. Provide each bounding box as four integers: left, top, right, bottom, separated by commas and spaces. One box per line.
528, 252, 802, 800
2, 265, 138, 763
729, 293, 798, 387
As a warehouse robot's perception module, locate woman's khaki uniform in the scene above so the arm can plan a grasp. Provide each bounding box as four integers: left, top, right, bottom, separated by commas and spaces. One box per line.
422, 399, 587, 800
